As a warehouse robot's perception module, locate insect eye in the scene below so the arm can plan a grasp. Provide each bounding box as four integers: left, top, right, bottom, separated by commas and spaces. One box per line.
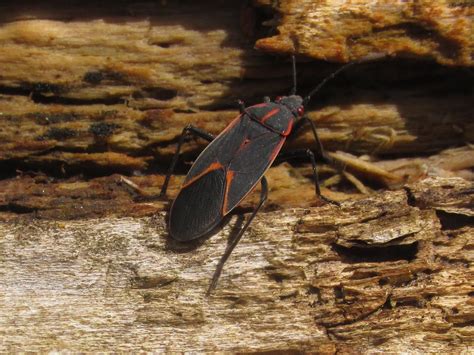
297, 106, 305, 116
275, 96, 283, 102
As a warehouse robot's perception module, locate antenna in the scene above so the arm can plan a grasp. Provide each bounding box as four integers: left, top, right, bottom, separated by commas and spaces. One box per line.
302, 53, 385, 106
302, 61, 356, 106
290, 55, 297, 95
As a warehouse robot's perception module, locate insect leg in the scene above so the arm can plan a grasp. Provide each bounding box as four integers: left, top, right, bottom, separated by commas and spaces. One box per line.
290, 117, 326, 159
206, 176, 268, 296
276, 149, 340, 206
291, 116, 346, 171
160, 125, 215, 197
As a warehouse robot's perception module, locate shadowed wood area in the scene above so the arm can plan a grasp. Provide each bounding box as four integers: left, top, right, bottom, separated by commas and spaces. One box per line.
0, 0, 473, 353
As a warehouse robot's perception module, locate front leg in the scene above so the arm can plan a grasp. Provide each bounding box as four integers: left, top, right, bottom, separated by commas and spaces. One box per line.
276, 149, 340, 206
290, 116, 344, 170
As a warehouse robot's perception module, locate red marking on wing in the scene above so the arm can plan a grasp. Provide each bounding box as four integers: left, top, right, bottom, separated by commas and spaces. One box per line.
223, 137, 287, 215
182, 161, 224, 188
222, 169, 236, 214
282, 118, 294, 136
260, 108, 280, 123
269, 137, 287, 162
237, 138, 251, 151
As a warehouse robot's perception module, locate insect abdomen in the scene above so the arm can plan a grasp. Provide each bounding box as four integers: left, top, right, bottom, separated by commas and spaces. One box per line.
169, 168, 226, 241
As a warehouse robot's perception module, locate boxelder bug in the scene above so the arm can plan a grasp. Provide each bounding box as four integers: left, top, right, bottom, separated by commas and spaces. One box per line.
160, 56, 357, 295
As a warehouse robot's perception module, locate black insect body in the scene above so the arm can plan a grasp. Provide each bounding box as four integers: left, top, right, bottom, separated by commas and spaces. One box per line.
160, 57, 356, 294
169, 98, 302, 241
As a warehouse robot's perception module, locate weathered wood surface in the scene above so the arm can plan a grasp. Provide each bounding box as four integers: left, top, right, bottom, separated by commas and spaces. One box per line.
0, 177, 472, 352
255, 0, 474, 65
0, 1, 473, 352
0, 1, 472, 175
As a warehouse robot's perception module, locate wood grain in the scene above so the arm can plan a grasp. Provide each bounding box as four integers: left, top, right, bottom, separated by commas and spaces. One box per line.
0, 177, 472, 352
0, 1, 472, 352
0, 1, 472, 175
255, 0, 474, 66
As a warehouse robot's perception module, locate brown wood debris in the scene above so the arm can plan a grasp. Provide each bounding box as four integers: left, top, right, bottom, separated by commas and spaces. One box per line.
255, 0, 474, 66
0, 2, 472, 176
1, 146, 472, 222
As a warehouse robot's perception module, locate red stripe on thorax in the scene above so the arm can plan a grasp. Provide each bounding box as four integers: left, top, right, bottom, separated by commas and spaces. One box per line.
260, 108, 280, 124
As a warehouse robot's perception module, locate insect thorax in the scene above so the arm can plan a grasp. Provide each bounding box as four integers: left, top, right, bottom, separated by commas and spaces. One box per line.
247, 102, 295, 136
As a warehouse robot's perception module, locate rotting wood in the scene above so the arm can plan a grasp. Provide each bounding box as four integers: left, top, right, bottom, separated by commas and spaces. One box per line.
0, 1, 472, 175
0, 1, 473, 352
2, 85, 471, 169
1, 147, 473, 222
0, 177, 472, 352
254, 0, 474, 66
